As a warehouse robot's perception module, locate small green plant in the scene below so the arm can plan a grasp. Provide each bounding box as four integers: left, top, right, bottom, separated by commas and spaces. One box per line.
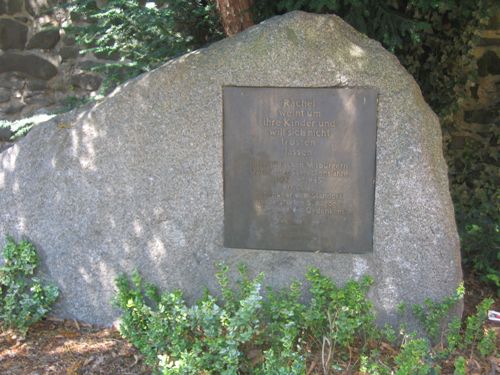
463, 298, 496, 358
257, 279, 306, 374
360, 351, 392, 375
304, 269, 376, 371
412, 283, 465, 342
394, 336, 434, 374
0, 237, 59, 336
453, 355, 467, 375
445, 316, 462, 353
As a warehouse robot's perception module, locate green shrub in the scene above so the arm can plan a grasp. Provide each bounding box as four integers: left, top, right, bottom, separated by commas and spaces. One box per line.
115, 265, 499, 374
448, 137, 500, 289
115, 266, 264, 374
394, 336, 433, 375
0, 237, 59, 336
304, 269, 375, 354
115, 265, 381, 374
63, 0, 223, 93
412, 283, 464, 342
409, 287, 496, 361
463, 298, 496, 358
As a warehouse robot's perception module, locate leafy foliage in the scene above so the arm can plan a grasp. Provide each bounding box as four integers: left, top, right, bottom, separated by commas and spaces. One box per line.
0, 114, 56, 142
115, 265, 377, 374
303, 268, 375, 368
115, 265, 496, 374
447, 135, 499, 289
254, 0, 432, 51
463, 298, 496, 358
64, 0, 223, 93
115, 266, 264, 374
394, 337, 433, 375
412, 283, 464, 341
453, 355, 467, 375
0, 237, 59, 336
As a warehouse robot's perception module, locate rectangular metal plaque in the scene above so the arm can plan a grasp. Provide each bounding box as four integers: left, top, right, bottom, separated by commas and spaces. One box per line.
223, 87, 377, 253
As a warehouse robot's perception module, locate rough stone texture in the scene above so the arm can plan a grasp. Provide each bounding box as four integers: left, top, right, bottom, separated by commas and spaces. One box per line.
4, 100, 24, 113
478, 50, 500, 76
0, 18, 28, 50
0, 51, 58, 79
58, 45, 79, 60
0, 12, 462, 327
26, 77, 48, 91
70, 72, 102, 91
0, 72, 23, 89
0, 87, 9, 102
0, 3, 105, 120
24, 93, 54, 107
0, 0, 24, 15
0, 141, 13, 153
0, 126, 12, 141
26, 27, 60, 49
24, 0, 54, 17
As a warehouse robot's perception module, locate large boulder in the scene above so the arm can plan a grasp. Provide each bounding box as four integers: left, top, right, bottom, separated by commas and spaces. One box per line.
0, 11, 462, 326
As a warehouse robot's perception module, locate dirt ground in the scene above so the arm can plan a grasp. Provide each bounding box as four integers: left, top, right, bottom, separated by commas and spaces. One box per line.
0, 318, 151, 375
0, 273, 497, 375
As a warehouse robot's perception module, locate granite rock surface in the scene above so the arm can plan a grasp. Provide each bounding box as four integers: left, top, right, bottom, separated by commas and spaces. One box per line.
0, 11, 462, 326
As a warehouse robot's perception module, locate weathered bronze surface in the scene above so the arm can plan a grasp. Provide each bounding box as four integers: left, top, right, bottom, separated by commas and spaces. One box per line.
223, 87, 377, 253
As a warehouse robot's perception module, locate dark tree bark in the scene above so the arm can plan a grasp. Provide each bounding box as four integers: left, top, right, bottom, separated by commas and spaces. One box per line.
215, 0, 254, 36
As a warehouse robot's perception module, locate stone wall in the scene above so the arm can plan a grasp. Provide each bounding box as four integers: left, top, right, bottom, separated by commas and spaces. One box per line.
0, 0, 104, 122
450, 10, 500, 148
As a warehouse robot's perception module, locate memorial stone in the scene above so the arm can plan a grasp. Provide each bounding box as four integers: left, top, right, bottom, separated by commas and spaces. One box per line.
0, 11, 462, 326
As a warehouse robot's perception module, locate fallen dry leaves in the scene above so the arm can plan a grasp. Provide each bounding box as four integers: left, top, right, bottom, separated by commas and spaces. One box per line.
0, 319, 151, 375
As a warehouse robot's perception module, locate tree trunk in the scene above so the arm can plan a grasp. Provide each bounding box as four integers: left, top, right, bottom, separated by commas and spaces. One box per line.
216, 0, 254, 36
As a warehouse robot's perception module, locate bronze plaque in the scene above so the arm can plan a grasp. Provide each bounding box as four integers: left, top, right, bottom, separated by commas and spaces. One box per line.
223, 87, 377, 253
